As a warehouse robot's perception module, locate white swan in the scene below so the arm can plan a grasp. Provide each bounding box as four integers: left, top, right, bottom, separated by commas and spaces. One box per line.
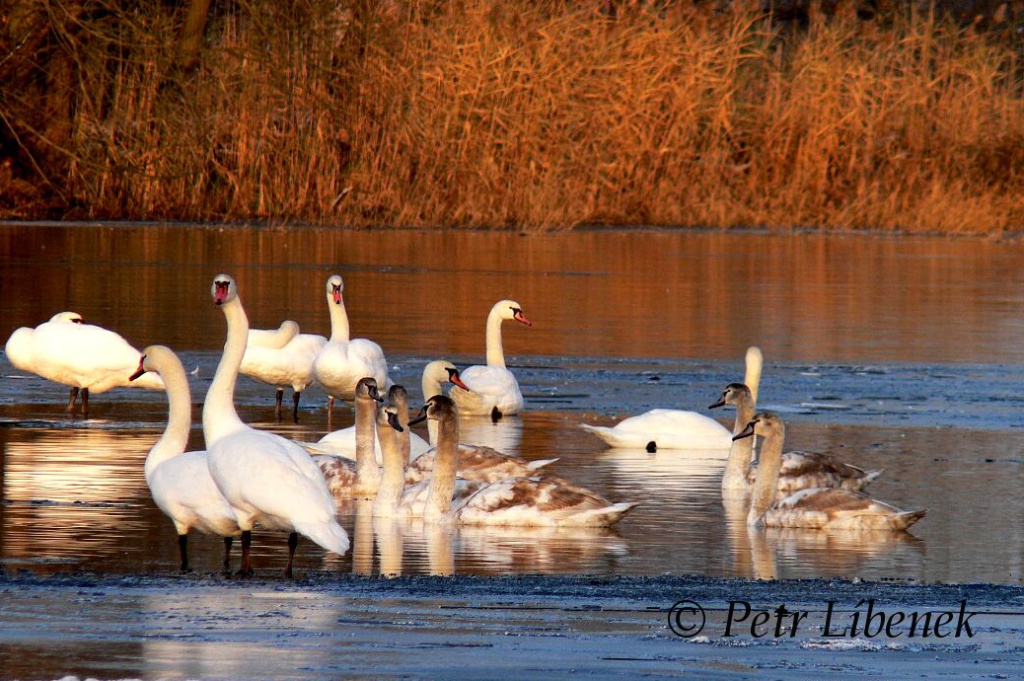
203, 274, 350, 577
130, 344, 241, 572
241, 320, 327, 422
413, 395, 637, 527
449, 299, 532, 419
310, 274, 390, 417
710, 382, 882, 497
735, 412, 926, 531
580, 346, 763, 452
309, 360, 465, 462
309, 377, 384, 502
5, 311, 164, 416
404, 364, 558, 484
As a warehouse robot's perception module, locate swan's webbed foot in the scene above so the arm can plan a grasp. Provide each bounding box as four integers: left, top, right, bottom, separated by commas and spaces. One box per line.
490, 406, 502, 422
646, 441, 657, 453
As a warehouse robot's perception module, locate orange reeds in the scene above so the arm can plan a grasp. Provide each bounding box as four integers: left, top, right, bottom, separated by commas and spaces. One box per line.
3, 1, 1024, 233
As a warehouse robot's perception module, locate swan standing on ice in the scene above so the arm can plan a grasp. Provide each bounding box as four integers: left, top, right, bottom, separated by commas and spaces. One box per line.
241, 320, 326, 423
311, 274, 390, 419
734, 412, 926, 531
5, 311, 164, 416
203, 274, 350, 577
130, 345, 240, 572
412, 396, 637, 527
710, 382, 882, 497
580, 346, 763, 452
449, 299, 532, 419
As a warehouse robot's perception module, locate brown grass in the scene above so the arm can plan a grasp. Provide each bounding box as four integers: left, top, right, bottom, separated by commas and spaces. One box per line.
3, 1, 1024, 232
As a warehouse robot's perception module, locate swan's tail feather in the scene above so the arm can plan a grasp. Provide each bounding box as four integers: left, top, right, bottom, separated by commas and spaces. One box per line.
579, 423, 617, 446
565, 502, 639, 527
892, 508, 927, 531
863, 469, 884, 486
527, 458, 559, 471
294, 519, 350, 556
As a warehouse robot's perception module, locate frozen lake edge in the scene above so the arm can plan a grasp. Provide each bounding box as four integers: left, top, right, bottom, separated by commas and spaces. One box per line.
2, 572, 1023, 680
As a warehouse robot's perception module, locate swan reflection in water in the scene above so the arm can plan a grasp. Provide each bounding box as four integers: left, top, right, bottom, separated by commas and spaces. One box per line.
596, 446, 729, 494
454, 415, 523, 455
337, 505, 629, 577
1, 423, 155, 568
722, 495, 926, 581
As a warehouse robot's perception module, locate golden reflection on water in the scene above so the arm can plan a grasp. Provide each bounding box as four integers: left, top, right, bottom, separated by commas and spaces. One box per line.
1, 424, 156, 569
4, 225, 1024, 363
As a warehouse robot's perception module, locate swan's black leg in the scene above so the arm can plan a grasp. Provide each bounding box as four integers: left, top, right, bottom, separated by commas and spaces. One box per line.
292, 391, 301, 424
177, 533, 191, 572
284, 532, 298, 579
274, 387, 284, 421
67, 387, 79, 414
222, 536, 234, 574
81, 388, 89, 418
237, 530, 253, 577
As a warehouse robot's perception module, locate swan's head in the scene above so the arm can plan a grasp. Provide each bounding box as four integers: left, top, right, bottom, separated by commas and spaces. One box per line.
388, 384, 409, 409
212, 274, 237, 306
409, 394, 457, 426
733, 411, 783, 441
378, 404, 403, 432
423, 360, 470, 391
326, 274, 344, 305
131, 344, 179, 382
50, 311, 84, 324
355, 376, 383, 403
493, 299, 532, 327
709, 382, 752, 410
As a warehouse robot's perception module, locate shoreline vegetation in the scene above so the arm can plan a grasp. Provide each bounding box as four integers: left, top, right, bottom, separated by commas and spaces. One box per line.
2, 1, 1024, 233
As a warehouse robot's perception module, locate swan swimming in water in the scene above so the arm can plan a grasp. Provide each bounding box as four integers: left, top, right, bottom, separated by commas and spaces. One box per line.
709, 382, 882, 497
310, 360, 467, 462
309, 377, 386, 502
580, 346, 763, 451
203, 274, 350, 577
411, 395, 637, 527
310, 274, 390, 418
5, 311, 164, 416
449, 299, 532, 419
734, 412, 926, 531
241, 320, 326, 422
131, 344, 241, 573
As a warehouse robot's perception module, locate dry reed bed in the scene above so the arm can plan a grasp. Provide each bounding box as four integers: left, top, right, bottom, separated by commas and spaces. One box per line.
18, 2, 1024, 231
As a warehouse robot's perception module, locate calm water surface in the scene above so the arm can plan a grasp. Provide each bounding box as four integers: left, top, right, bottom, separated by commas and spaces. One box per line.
1, 224, 1023, 584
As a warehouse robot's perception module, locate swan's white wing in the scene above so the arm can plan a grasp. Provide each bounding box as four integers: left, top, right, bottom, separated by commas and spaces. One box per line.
581, 409, 730, 449
450, 365, 523, 416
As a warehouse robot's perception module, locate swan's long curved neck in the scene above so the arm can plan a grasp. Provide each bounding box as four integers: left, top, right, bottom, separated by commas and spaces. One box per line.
421, 373, 442, 445
203, 297, 248, 444
145, 354, 192, 482
745, 347, 764, 405
425, 415, 459, 522
355, 396, 382, 490
484, 309, 506, 368
722, 393, 756, 493
747, 423, 784, 526
328, 295, 351, 343
374, 417, 405, 514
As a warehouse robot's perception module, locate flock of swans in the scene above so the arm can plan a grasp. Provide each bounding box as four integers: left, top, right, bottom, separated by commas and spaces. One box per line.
3, 274, 927, 576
